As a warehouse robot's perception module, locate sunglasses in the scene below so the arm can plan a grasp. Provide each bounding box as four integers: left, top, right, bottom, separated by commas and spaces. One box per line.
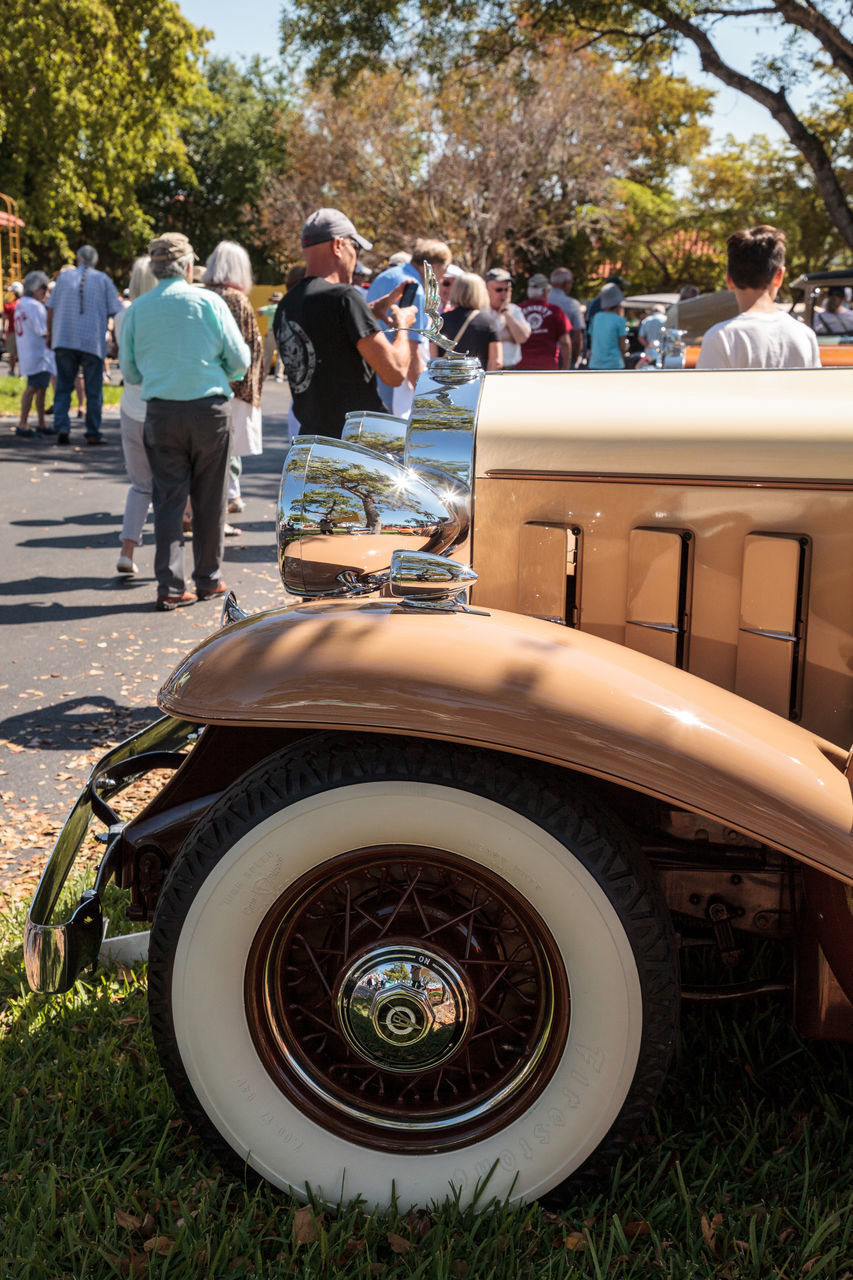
491, 285, 510, 293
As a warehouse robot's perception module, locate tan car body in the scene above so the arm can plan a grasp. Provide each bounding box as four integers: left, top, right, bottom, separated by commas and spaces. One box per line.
22, 350, 853, 1215
148, 364, 853, 1041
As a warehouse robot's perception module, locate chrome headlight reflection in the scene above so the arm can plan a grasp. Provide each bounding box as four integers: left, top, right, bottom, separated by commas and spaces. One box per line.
341, 410, 407, 460
277, 436, 466, 597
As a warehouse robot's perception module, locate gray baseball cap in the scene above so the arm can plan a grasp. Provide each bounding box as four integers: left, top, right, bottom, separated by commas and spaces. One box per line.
301, 208, 372, 251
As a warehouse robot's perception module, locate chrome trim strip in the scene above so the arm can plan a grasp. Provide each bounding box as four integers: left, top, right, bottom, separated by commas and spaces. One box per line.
629, 621, 680, 634
739, 626, 797, 642
24, 716, 198, 993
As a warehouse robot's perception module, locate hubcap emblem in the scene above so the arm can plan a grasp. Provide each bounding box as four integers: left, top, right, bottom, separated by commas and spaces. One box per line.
336, 944, 473, 1072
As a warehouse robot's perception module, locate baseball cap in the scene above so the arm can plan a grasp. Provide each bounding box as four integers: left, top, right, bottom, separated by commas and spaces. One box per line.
9, 281, 22, 295
441, 263, 462, 280
148, 232, 194, 262
302, 208, 372, 251
388, 251, 412, 266
527, 273, 549, 290
600, 282, 624, 308
485, 268, 512, 283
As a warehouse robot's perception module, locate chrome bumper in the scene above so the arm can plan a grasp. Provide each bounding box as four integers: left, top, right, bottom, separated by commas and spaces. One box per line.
24, 715, 199, 994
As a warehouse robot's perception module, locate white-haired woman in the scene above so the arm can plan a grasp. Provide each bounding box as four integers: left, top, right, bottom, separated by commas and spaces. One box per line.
429, 272, 502, 370
202, 241, 263, 516
114, 255, 157, 573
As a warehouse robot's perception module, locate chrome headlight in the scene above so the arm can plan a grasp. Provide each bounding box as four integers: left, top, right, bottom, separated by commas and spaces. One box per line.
341, 409, 407, 460
277, 436, 466, 597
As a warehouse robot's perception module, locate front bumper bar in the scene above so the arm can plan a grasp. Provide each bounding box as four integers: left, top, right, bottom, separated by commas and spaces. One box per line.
24, 715, 199, 994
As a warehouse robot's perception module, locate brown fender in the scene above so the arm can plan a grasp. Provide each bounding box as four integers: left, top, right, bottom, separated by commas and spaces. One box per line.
159, 599, 853, 884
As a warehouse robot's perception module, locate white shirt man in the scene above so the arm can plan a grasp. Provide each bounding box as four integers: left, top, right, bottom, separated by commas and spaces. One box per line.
485, 269, 531, 368
696, 226, 820, 370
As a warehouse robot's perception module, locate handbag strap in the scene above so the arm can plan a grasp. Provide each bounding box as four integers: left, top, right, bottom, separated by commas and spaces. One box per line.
453, 308, 480, 343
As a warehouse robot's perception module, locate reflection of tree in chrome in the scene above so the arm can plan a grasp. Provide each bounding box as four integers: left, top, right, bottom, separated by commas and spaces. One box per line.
292, 456, 446, 535
408, 389, 476, 485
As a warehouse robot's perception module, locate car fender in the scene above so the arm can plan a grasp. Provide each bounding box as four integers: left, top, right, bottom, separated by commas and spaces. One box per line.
159, 599, 853, 884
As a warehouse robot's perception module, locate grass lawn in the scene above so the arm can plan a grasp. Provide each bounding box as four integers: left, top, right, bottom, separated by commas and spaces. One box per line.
2, 877, 852, 1279
0, 376, 123, 416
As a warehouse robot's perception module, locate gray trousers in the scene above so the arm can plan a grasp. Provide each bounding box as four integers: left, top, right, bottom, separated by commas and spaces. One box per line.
143, 396, 231, 596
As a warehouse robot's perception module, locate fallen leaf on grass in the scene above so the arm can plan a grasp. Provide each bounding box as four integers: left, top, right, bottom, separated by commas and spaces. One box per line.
624, 1221, 651, 1238
292, 1205, 321, 1244
701, 1212, 723, 1254
143, 1236, 174, 1256
140, 1212, 156, 1239
115, 1209, 142, 1231
565, 1232, 586, 1251
387, 1232, 413, 1255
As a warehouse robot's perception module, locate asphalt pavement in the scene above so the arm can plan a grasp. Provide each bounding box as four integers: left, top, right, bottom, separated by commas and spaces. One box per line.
0, 378, 296, 894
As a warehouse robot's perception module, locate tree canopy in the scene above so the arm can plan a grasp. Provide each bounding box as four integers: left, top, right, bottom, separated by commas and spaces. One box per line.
0, 0, 211, 268
260, 49, 713, 278
138, 57, 295, 281
281, 0, 853, 249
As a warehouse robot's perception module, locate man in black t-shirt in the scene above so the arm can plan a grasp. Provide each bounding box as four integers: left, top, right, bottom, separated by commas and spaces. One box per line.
273, 208, 416, 437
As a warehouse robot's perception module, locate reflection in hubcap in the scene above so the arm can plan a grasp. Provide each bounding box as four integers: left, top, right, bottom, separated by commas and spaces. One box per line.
244, 847, 570, 1153
337, 944, 472, 1071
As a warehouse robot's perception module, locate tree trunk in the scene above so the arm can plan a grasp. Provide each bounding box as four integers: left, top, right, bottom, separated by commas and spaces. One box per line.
664, 10, 853, 250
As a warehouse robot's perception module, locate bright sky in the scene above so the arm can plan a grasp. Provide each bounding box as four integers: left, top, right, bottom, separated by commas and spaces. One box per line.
176, 0, 790, 146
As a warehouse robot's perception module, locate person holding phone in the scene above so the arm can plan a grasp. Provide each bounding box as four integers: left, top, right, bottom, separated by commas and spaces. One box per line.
273, 209, 417, 438
366, 237, 452, 418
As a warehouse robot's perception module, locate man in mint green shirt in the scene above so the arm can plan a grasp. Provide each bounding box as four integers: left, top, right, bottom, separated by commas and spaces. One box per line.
119, 232, 250, 611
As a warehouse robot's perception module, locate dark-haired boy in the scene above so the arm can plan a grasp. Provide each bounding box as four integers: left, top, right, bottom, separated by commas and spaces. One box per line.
697, 225, 819, 369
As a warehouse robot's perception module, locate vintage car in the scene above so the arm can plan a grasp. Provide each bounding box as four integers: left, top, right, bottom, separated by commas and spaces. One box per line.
24, 277, 853, 1214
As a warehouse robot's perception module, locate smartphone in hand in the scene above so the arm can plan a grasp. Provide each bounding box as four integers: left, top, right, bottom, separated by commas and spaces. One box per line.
400, 281, 418, 307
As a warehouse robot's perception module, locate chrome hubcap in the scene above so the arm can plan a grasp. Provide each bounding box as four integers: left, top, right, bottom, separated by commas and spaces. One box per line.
336, 944, 473, 1072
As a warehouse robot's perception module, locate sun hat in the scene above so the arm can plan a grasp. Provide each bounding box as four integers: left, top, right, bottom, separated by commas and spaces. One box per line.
148, 232, 194, 262
600, 282, 624, 308
485, 268, 512, 283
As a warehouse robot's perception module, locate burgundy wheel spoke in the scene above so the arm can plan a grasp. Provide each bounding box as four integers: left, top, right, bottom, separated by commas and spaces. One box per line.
244, 846, 569, 1154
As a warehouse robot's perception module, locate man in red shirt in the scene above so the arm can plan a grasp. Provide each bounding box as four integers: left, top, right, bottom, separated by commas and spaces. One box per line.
517, 274, 571, 369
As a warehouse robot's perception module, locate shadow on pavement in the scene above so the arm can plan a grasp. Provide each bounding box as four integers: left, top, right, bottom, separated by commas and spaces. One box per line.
0, 575, 150, 597
0, 695, 158, 751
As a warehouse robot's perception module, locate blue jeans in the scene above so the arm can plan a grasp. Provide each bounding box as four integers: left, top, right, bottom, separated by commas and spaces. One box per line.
53, 348, 105, 438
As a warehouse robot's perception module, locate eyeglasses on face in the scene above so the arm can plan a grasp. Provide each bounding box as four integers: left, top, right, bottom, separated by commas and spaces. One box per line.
491, 285, 510, 293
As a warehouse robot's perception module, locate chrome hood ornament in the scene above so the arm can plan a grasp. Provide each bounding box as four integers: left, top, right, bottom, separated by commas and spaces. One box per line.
389, 550, 478, 611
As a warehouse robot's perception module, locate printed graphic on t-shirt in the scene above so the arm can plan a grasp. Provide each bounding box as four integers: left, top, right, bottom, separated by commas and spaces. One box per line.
277, 316, 316, 393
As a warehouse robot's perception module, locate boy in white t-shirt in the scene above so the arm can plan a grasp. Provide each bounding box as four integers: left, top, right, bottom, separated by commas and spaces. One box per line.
14, 271, 57, 436
697, 225, 820, 370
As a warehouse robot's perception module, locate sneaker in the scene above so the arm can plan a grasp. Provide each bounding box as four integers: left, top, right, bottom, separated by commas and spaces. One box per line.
56, 433, 70, 445
224, 523, 242, 537
227, 498, 246, 513
85, 433, 105, 445
37, 424, 57, 436
156, 590, 197, 612
15, 427, 35, 437
116, 555, 138, 575
197, 581, 227, 601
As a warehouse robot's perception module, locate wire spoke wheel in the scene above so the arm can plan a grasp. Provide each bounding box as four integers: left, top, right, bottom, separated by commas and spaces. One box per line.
148, 735, 678, 1208
244, 846, 570, 1152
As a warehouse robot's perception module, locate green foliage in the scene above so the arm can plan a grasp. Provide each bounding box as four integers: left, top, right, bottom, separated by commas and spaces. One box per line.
688, 135, 847, 279
0, 0, 209, 271
280, 0, 853, 249
138, 57, 296, 282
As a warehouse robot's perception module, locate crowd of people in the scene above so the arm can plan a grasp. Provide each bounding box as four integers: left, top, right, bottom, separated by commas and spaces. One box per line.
2, 215, 844, 609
